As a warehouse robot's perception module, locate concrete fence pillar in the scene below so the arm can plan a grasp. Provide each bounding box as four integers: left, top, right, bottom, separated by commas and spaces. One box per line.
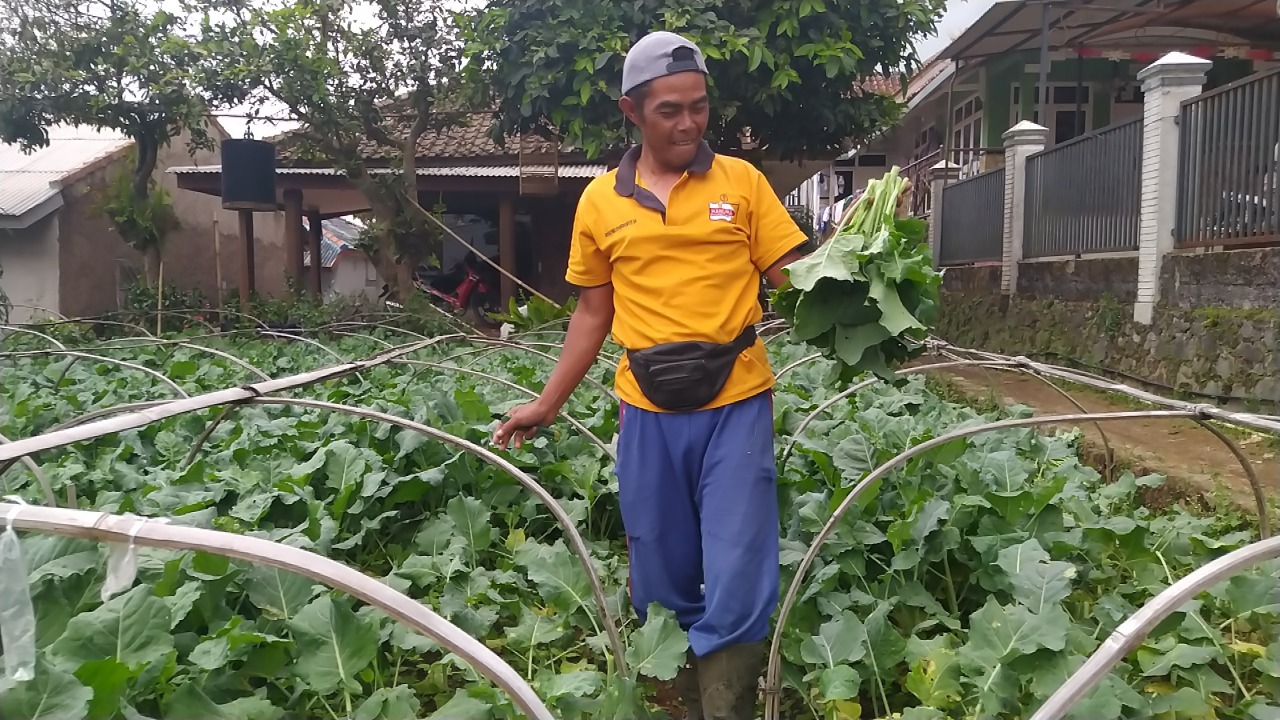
1133, 52, 1212, 325
1000, 121, 1050, 295
928, 161, 961, 267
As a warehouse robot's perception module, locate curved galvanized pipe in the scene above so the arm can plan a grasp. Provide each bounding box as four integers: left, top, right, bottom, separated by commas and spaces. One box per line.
774, 353, 825, 380
0, 432, 57, 506
931, 347, 1119, 479
440, 342, 618, 400
762, 410, 1199, 720
0, 401, 171, 483
259, 330, 349, 363
165, 342, 272, 381
0, 325, 67, 350
4, 303, 70, 321
1028, 534, 1280, 720
1192, 419, 1271, 539
394, 359, 615, 460
0, 502, 557, 720
776, 360, 1021, 471
0, 339, 446, 464
181, 406, 236, 471
248, 396, 629, 676
926, 347, 1270, 534
2, 349, 189, 398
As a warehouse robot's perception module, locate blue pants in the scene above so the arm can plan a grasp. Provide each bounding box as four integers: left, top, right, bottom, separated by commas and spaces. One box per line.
616, 390, 780, 657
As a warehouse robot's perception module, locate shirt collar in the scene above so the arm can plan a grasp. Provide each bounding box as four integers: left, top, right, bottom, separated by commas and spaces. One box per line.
613, 141, 715, 197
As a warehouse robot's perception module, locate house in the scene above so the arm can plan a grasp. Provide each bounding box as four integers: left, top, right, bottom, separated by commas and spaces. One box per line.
793, 0, 1280, 220
168, 111, 831, 307
299, 216, 385, 301
0, 122, 285, 325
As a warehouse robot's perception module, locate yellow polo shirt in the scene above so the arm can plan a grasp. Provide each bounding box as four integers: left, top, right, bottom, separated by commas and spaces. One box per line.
566, 142, 807, 412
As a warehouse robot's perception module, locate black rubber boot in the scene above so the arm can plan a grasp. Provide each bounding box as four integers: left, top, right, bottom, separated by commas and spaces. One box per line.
698, 641, 766, 720
675, 649, 703, 719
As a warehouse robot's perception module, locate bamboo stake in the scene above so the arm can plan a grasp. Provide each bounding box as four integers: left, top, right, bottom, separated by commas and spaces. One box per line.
213, 214, 223, 320
156, 259, 164, 336
0, 502, 556, 720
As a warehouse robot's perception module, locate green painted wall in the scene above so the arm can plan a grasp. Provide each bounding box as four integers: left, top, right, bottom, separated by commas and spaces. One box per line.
940, 54, 1259, 149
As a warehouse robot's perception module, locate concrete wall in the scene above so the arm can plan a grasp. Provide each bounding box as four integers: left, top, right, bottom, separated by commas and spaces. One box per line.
156, 125, 288, 302
329, 254, 379, 300
55, 122, 290, 318
937, 246, 1280, 408
0, 213, 61, 323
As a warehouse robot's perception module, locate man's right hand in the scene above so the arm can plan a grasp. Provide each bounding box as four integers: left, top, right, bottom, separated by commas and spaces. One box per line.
493, 401, 559, 450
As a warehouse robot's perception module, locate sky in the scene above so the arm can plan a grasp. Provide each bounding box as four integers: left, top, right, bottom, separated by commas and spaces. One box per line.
214, 0, 1001, 139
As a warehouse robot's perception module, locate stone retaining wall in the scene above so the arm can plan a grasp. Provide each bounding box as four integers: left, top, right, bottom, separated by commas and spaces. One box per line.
938, 247, 1280, 408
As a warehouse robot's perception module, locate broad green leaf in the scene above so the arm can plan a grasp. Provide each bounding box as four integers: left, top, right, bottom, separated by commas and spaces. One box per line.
833, 322, 891, 368
831, 434, 877, 481
446, 495, 494, 555
783, 231, 864, 291
959, 599, 1068, 686
535, 669, 606, 700
162, 684, 281, 720
867, 275, 923, 335
0, 660, 93, 720
515, 540, 593, 615
425, 689, 491, 720
287, 595, 379, 694
1148, 687, 1214, 717
48, 585, 173, 672
816, 665, 860, 702
506, 606, 568, 649
625, 603, 690, 681
1137, 643, 1218, 676
995, 539, 1077, 613
354, 686, 421, 720
243, 565, 318, 621
904, 636, 961, 707
800, 614, 868, 668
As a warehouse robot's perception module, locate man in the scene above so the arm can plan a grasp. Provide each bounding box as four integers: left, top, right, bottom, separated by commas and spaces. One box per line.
493, 30, 807, 719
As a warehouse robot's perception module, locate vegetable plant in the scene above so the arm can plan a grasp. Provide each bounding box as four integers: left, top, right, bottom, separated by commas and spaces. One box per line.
0, 327, 1275, 720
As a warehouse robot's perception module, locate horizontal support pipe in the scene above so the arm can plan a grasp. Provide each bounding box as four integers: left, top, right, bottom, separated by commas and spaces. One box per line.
0, 501, 556, 720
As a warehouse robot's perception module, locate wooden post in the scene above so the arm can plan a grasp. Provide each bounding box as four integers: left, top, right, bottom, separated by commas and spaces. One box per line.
238, 210, 256, 312
498, 196, 517, 307
213, 215, 223, 310
284, 188, 305, 297
307, 209, 323, 299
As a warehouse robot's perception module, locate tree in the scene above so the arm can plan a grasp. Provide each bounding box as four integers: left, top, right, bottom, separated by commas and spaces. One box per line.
458, 0, 945, 162
193, 0, 461, 298
0, 0, 211, 284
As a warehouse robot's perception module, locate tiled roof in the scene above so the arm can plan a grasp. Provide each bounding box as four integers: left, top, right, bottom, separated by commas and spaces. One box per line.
302, 216, 362, 269
0, 126, 130, 219
168, 164, 609, 178
278, 112, 563, 166
860, 75, 907, 96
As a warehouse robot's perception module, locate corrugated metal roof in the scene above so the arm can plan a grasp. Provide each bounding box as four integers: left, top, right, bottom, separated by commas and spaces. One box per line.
0, 126, 131, 218
302, 216, 363, 269
167, 164, 609, 179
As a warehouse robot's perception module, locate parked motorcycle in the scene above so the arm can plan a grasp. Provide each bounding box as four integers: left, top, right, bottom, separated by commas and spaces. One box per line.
411, 254, 502, 328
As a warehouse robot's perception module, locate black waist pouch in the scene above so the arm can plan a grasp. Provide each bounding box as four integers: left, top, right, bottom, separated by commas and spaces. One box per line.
625, 326, 758, 412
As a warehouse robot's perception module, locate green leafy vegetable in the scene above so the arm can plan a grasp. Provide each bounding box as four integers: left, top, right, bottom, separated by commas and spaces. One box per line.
0, 325, 1274, 719
774, 169, 943, 381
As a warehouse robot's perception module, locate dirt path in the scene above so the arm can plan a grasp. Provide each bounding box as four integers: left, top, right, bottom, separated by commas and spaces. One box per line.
923, 365, 1278, 515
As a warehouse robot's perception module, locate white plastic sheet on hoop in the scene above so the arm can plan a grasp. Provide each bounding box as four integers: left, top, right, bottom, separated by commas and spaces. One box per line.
0, 498, 36, 681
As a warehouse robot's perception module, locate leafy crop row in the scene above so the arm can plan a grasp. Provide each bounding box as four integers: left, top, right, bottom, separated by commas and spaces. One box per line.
0, 329, 1276, 720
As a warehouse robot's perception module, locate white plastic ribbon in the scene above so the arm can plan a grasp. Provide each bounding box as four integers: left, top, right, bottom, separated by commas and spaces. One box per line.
0, 497, 36, 681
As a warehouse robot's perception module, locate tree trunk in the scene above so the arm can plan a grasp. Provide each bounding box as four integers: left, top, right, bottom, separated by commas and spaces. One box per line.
129, 133, 162, 287
143, 245, 162, 288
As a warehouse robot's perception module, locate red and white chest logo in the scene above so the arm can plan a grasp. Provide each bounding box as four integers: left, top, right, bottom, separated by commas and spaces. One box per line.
708, 199, 736, 222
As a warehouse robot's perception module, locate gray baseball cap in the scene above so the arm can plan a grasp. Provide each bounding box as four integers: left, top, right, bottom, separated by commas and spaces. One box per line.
621, 31, 709, 96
